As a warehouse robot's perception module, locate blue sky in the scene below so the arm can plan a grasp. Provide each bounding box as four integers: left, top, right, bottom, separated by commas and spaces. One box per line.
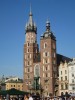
0, 0, 75, 78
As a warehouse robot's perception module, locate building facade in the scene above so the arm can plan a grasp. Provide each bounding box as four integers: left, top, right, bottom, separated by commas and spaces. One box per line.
5, 79, 23, 91
0, 76, 23, 91
59, 61, 68, 95
23, 9, 57, 96
68, 58, 75, 93
59, 58, 75, 95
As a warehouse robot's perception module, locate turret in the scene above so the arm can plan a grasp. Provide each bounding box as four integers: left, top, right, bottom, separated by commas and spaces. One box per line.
41, 19, 56, 40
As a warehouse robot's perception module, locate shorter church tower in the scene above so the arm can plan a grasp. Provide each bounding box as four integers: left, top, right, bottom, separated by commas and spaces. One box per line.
40, 20, 57, 96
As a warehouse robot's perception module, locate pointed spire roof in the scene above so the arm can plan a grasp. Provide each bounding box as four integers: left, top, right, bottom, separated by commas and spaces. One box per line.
29, 3, 32, 15
25, 5, 37, 33
29, 4, 33, 26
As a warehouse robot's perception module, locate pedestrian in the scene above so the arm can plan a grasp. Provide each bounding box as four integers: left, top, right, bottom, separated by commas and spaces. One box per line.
28, 93, 33, 100
24, 94, 29, 100
44, 97, 47, 100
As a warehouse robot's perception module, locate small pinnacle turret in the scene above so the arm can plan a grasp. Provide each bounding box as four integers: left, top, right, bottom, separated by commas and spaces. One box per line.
46, 19, 50, 32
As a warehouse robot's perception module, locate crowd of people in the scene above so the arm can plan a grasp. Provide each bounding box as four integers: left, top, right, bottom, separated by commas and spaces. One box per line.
1, 93, 75, 100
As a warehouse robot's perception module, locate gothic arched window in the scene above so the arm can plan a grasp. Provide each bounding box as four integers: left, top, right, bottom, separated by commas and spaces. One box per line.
34, 64, 40, 77
44, 42, 47, 48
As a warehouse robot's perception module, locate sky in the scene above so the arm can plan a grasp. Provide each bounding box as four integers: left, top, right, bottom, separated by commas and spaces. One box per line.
0, 0, 75, 78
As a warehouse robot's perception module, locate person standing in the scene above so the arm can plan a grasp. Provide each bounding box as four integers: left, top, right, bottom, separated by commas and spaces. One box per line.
24, 94, 29, 100
28, 93, 33, 100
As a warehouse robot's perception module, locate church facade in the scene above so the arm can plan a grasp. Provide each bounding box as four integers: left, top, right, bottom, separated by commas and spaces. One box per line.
23, 9, 58, 96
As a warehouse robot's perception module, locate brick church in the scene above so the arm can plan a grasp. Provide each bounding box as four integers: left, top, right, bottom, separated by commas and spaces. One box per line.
23, 8, 58, 96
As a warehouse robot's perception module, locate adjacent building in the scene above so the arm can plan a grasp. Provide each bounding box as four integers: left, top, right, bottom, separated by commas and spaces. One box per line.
0, 76, 23, 91
5, 77, 23, 91
59, 58, 75, 95
59, 61, 68, 95
68, 58, 75, 93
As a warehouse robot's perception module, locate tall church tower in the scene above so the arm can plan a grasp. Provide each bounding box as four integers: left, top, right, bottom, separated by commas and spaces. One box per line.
23, 7, 58, 96
23, 9, 39, 91
40, 20, 57, 95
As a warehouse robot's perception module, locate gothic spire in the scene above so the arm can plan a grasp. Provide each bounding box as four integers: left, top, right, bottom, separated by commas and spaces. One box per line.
25, 5, 37, 33
29, 4, 33, 26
